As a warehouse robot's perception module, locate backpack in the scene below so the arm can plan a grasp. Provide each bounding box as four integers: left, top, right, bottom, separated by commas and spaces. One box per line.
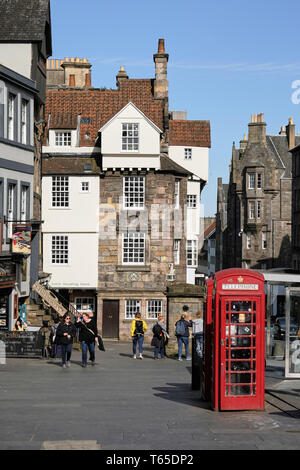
152, 323, 163, 337
134, 320, 144, 336
175, 320, 186, 336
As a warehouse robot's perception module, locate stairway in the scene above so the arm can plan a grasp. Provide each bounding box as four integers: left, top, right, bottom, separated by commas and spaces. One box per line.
26, 300, 51, 327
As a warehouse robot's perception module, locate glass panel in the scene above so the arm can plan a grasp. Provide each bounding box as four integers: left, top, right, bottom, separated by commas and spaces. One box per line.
231, 385, 251, 396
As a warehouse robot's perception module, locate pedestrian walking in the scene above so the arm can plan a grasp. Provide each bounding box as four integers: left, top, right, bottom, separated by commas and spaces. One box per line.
151, 315, 169, 359
131, 313, 148, 359
75, 312, 99, 367
55, 313, 77, 368
50, 316, 62, 358
192, 311, 204, 358
175, 314, 193, 361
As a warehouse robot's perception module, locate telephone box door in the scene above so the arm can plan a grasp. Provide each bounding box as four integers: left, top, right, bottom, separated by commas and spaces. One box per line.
220, 296, 264, 410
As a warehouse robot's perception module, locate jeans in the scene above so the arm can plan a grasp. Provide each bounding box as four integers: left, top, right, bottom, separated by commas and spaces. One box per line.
61, 343, 73, 364
154, 346, 165, 359
81, 341, 95, 365
132, 335, 144, 355
195, 334, 203, 358
177, 336, 190, 358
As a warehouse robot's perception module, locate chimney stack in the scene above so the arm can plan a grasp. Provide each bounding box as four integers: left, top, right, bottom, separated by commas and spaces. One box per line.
286, 117, 295, 150
116, 66, 129, 88
153, 38, 169, 99
61, 58, 92, 88
247, 113, 267, 146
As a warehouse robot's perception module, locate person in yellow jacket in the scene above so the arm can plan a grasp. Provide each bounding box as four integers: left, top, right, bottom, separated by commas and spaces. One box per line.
131, 313, 148, 359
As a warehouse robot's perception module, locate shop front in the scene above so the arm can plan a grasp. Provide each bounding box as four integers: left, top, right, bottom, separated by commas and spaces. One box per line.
0, 259, 17, 331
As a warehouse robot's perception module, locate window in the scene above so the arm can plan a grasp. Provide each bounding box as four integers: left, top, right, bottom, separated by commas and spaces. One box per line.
174, 179, 180, 208
249, 173, 255, 189
246, 233, 251, 249
187, 194, 197, 208
75, 297, 95, 314
122, 123, 139, 151
7, 183, 16, 221
174, 239, 180, 265
20, 186, 29, 222
55, 131, 72, 147
51, 235, 69, 264
257, 201, 261, 219
186, 239, 198, 267
249, 201, 255, 219
262, 232, 267, 249
257, 173, 262, 189
8, 93, 15, 141
125, 299, 141, 319
81, 182, 89, 192
184, 148, 192, 159
52, 177, 69, 207
147, 300, 162, 320
21, 99, 28, 144
122, 232, 145, 264
123, 176, 145, 209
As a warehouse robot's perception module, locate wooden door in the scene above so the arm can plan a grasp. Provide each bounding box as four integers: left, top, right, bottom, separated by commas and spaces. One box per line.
102, 300, 119, 338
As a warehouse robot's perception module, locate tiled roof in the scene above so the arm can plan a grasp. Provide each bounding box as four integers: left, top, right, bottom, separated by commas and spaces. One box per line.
45, 79, 165, 147
49, 113, 78, 130
169, 120, 211, 148
0, 0, 50, 42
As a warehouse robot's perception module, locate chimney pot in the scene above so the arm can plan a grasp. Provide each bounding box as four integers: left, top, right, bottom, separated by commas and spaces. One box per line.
69, 74, 75, 86
158, 38, 165, 53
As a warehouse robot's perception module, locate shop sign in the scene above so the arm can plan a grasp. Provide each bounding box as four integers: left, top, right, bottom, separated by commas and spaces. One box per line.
222, 284, 259, 291
12, 224, 32, 255
0, 331, 43, 358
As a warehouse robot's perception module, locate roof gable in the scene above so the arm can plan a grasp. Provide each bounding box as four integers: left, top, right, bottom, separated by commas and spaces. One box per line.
99, 101, 162, 134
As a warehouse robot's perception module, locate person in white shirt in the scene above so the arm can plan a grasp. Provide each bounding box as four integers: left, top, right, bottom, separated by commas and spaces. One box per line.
192, 312, 203, 357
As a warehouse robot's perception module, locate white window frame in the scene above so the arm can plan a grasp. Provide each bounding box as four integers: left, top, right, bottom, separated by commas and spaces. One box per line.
184, 148, 192, 160
51, 176, 69, 208
249, 201, 255, 219
20, 186, 28, 222
123, 176, 145, 210
147, 300, 162, 320
75, 297, 95, 314
81, 181, 90, 193
8, 183, 14, 221
249, 173, 255, 189
174, 239, 180, 265
122, 232, 145, 265
186, 239, 198, 267
122, 123, 139, 152
51, 235, 69, 265
55, 131, 72, 147
8, 93, 15, 141
187, 194, 197, 208
257, 200, 261, 219
174, 179, 180, 208
246, 232, 251, 249
262, 232, 267, 249
21, 99, 28, 144
125, 299, 141, 319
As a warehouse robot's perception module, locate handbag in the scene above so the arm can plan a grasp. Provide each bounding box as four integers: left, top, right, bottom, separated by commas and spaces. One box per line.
78, 319, 105, 352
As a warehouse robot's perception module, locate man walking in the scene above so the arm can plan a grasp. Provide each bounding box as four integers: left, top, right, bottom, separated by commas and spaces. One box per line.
175, 314, 193, 361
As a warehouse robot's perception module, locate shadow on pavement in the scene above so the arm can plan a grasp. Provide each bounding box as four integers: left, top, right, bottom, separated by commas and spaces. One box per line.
153, 382, 210, 410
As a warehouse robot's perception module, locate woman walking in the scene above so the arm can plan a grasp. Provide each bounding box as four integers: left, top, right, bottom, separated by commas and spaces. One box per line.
55, 313, 77, 368
75, 313, 98, 367
131, 313, 148, 359
151, 315, 169, 359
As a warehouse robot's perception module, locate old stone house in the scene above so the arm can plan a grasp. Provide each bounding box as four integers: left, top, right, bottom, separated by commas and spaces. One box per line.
42, 39, 210, 341
216, 114, 300, 271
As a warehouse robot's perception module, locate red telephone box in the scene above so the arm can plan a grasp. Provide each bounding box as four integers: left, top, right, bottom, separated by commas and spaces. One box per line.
205, 269, 265, 411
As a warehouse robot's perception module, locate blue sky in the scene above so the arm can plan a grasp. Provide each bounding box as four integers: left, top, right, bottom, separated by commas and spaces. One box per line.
50, 0, 300, 216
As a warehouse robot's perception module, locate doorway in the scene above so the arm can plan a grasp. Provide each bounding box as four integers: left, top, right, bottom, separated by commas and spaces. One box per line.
102, 300, 119, 339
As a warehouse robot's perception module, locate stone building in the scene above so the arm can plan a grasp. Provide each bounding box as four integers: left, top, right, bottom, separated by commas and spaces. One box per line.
0, 0, 52, 329
291, 140, 300, 269
216, 114, 300, 271
42, 39, 210, 341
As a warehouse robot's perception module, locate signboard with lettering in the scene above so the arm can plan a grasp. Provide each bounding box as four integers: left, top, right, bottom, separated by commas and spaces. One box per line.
32, 281, 67, 316
12, 224, 32, 254
0, 331, 43, 358
222, 284, 259, 291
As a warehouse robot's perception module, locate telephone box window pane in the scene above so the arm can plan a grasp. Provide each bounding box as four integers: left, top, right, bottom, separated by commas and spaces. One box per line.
231, 361, 251, 372
231, 385, 251, 396
231, 373, 252, 384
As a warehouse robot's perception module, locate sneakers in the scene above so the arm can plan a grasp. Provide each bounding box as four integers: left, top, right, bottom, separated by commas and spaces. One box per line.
133, 354, 137, 359
178, 357, 182, 361
186, 357, 192, 361
91, 361, 96, 366
139, 354, 143, 360
81, 363, 87, 368
66, 361, 71, 368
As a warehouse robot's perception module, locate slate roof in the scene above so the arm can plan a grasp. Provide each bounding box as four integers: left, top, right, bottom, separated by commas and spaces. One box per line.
0, 0, 51, 44
159, 154, 192, 176
267, 135, 300, 177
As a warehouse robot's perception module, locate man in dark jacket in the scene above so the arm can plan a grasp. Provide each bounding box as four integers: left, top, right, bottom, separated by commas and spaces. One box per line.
75, 313, 98, 367
55, 314, 77, 368
175, 314, 193, 361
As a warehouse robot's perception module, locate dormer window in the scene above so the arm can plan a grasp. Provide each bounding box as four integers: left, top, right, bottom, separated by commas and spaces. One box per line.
55, 131, 72, 147
122, 123, 139, 151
